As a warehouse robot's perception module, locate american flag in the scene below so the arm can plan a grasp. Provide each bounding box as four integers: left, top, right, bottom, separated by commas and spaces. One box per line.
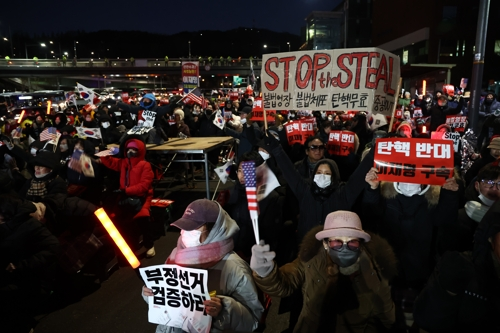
201, 96, 208, 109
40, 127, 57, 142
242, 161, 260, 243
242, 161, 259, 214
178, 87, 202, 105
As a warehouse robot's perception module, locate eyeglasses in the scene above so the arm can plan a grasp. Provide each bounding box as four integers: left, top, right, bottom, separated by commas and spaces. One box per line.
325, 239, 361, 252
308, 145, 325, 151
480, 179, 500, 191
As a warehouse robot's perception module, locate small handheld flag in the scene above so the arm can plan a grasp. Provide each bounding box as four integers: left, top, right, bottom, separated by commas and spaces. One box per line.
242, 161, 260, 244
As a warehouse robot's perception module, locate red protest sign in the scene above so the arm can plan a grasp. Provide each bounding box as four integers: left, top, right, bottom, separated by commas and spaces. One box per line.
445, 115, 467, 132
228, 92, 239, 101
252, 110, 276, 122
374, 138, 454, 186
328, 130, 356, 156
252, 98, 276, 121
284, 119, 315, 145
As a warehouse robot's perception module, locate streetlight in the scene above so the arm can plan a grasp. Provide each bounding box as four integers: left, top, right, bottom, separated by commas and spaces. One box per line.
3, 37, 7, 41
188, 41, 191, 59
74, 40, 78, 58
287, 42, 290, 52
25, 42, 46, 59
263, 44, 280, 53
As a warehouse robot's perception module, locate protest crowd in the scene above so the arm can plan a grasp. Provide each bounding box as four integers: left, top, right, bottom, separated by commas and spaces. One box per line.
1, 74, 500, 333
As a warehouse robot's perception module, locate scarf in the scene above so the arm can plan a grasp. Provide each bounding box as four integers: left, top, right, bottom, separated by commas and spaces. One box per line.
168, 236, 234, 269
26, 177, 54, 198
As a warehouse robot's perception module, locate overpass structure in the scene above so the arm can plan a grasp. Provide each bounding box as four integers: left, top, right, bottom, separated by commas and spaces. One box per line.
0, 58, 262, 91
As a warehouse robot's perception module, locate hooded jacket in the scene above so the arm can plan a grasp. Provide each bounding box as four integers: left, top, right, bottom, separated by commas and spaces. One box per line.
100, 137, 153, 218
253, 226, 397, 333
147, 202, 264, 333
271, 144, 376, 241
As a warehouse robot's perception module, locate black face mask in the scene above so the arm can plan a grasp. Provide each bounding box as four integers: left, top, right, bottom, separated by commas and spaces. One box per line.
485, 98, 494, 105
143, 100, 153, 107
328, 245, 361, 267
127, 151, 138, 158
205, 109, 213, 116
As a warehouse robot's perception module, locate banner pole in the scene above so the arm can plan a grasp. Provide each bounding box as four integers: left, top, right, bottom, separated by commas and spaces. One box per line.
388, 77, 403, 132
263, 108, 268, 131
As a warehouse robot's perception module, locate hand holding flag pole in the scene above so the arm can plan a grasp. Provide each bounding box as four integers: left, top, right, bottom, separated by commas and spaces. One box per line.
242, 161, 260, 244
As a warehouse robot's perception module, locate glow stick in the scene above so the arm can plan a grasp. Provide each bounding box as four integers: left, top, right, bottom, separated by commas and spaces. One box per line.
94, 208, 140, 269
18, 110, 25, 124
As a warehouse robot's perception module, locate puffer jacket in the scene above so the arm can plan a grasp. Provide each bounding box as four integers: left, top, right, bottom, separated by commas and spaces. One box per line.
253, 226, 398, 333
101, 137, 153, 218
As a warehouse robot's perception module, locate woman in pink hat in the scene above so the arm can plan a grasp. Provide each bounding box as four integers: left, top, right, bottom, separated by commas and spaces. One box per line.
250, 210, 397, 333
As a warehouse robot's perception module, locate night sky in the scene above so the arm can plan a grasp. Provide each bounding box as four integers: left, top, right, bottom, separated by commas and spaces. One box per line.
1, 0, 340, 37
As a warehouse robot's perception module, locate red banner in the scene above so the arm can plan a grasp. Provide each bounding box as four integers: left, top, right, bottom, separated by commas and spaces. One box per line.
445, 115, 466, 132
252, 98, 276, 121
228, 92, 239, 101
284, 119, 315, 145
121, 92, 129, 103
374, 138, 454, 186
328, 130, 356, 156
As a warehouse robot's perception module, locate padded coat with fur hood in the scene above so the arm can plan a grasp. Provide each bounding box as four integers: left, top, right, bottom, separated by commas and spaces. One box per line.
371, 176, 461, 285
253, 226, 398, 333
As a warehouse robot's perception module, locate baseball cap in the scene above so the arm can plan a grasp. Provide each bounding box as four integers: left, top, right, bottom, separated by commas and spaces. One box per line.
171, 199, 220, 231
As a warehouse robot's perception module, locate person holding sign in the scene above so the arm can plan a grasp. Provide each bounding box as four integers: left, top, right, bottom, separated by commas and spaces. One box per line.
250, 211, 397, 333
142, 199, 264, 332
427, 94, 464, 132
117, 93, 170, 144
261, 130, 378, 242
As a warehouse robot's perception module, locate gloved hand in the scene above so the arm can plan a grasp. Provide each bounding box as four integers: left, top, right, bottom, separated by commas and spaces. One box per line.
263, 129, 280, 152
250, 240, 276, 278
438, 251, 474, 295
465, 200, 490, 222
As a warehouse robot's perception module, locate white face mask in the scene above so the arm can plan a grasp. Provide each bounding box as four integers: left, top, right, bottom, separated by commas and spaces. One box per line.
240, 118, 247, 125
102, 122, 110, 129
478, 188, 496, 207
30, 148, 38, 156
397, 182, 422, 197
327, 115, 333, 121
314, 174, 332, 189
35, 172, 50, 179
258, 151, 270, 161
181, 229, 203, 248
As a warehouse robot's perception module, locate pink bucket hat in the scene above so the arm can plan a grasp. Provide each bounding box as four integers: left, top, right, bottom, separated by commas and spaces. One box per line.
315, 211, 371, 242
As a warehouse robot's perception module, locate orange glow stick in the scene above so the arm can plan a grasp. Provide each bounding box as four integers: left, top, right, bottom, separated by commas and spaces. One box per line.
422, 125, 427, 134
94, 208, 140, 269
18, 110, 25, 123
422, 80, 426, 97
46, 100, 52, 115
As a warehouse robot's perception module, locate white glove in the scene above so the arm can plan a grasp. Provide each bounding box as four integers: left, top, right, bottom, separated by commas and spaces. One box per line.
465, 200, 490, 223
250, 240, 276, 278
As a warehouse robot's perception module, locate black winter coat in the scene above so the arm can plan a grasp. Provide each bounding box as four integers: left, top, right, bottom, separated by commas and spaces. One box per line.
271, 144, 376, 241
0, 201, 59, 286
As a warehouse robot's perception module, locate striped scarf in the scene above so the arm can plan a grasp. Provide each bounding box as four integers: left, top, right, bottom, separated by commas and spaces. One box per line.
26, 178, 54, 198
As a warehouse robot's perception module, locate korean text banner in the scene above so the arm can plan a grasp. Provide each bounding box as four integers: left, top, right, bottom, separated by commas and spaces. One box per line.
182, 61, 200, 93
261, 48, 400, 115
284, 118, 315, 145
328, 130, 356, 156
140, 264, 211, 333
374, 138, 454, 186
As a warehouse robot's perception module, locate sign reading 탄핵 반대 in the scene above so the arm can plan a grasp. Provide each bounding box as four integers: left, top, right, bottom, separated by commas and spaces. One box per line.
261, 48, 400, 115
374, 138, 454, 186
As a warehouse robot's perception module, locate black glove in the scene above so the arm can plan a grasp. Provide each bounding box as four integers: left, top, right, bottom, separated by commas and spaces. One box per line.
263, 129, 281, 152
438, 251, 475, 295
